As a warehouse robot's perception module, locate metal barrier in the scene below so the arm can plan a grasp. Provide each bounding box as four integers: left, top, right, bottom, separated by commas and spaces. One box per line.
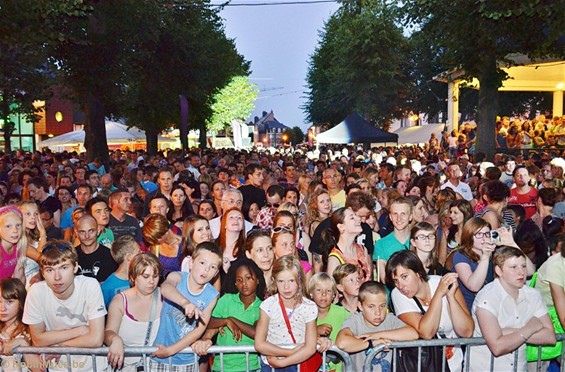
362, 333, 565, 372
13, 344, 354, 372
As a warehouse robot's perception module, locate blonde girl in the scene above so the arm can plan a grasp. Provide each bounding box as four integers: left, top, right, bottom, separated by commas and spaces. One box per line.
0, 206, 26, 283
18, 201, 46, 285
255, 256, 318, 371
0, 278, 41, 371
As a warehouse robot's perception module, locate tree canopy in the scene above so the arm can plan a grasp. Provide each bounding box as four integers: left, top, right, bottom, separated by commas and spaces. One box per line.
304, 0, 411, 129
403, 0, 565, 158
2, 0, 248, 158
207, 76, 258, 134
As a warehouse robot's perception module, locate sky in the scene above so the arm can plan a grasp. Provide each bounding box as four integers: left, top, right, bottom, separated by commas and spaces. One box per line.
218, 0, 340, 132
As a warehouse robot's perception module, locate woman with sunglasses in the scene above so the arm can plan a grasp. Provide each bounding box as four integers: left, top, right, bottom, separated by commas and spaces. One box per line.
273, 208, 310, 262
324, 207, 372, 283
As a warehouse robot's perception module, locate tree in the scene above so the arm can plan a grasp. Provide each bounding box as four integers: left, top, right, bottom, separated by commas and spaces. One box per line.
207, 76, 258, 135
49, 0, 247, 158
305, 0, 411, 129
404, 0, 565, 159
0, 0, 90, 152
116, 2, 248, 154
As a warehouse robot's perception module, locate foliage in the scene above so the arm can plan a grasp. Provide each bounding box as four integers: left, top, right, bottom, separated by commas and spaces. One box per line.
0, 0, 91, 152
304, 0, 411, 129
283, 126, 305, 144
403, 0, 565, 158
48, 0, 247, 157
207, 76, 258, 134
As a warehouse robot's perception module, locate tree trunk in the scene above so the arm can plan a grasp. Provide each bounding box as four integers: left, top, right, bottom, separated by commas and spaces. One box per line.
0, 101, 13, 153
145, 126, 158, 156
476, 53, 499, 161
83, 93, 109, 163
199, 121, 207, 149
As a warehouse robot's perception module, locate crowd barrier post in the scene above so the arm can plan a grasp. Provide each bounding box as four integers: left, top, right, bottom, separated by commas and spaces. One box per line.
13, 344, 354, 372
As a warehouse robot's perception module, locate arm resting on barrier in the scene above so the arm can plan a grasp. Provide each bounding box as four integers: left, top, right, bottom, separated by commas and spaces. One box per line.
265, 320, 318, 368
208, 316, 257, 341
152, 298, 217, 359
29, 316, 105, 348
254, 309, 298, 358
336, 325, 418, 353
105, 294, 127, 369
477, 308, 554, 357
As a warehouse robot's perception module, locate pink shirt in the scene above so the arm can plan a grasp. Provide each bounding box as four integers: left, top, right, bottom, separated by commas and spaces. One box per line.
0, 244, 18, 280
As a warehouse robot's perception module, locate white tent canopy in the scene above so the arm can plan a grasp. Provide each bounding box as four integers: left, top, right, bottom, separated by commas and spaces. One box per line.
393, 124, 446, 145
37, 121, 177, 151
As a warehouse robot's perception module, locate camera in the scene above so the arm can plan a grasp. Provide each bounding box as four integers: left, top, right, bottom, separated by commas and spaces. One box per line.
489, 230, 500, 244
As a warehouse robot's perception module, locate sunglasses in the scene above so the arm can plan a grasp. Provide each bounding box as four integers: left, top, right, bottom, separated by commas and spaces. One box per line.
271, 226, 293, 236
42, 242, 71, 254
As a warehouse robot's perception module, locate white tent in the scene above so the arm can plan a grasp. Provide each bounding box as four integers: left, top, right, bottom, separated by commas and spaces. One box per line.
393, 124, 446, 145
37, 121, 177, 151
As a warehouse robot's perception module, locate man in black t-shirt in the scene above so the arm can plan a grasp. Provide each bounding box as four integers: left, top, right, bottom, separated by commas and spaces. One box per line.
239, 163, 267, 217
108, 189, 142, 243
75, 215, 117, 282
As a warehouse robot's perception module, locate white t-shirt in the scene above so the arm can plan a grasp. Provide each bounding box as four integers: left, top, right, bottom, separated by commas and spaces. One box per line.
391, 275, 456, 338
23, 275, 107, 371
392, 275, 464, 372
441, 180, 474, 201
259, 295, 318, 366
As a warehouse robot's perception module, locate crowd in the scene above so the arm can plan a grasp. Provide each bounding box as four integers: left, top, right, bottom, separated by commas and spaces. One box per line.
2, 134, 565, 371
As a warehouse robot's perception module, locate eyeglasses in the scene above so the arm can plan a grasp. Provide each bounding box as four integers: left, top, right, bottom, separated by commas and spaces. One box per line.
42, 242, 71, 254
413, 234, 436, 241
222, 199, 242, 206
474, 231, 490, 239
266, 202, 280, 209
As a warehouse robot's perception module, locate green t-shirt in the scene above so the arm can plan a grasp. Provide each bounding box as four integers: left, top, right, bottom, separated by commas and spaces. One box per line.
211, 293, 261, 371
97, 227, 114, 249
373, 232, 409, 261
317, 304, 350, 372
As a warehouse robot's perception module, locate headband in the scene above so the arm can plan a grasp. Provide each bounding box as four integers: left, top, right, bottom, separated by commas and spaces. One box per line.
0, 205, 23, 218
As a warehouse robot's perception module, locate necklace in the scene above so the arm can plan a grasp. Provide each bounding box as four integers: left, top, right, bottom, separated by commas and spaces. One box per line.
416, 296, 430, 306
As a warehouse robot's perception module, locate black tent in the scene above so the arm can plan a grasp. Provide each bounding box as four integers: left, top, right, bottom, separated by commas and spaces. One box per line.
316, 113, 398, 144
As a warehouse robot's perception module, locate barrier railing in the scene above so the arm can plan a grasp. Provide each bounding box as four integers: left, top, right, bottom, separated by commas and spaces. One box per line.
363, 333, 565, 372
13, 344, 354, 372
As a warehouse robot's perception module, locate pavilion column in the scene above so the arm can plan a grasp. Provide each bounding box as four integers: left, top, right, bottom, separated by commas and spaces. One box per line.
447, 81, 460, 132
554, 90, 563, 117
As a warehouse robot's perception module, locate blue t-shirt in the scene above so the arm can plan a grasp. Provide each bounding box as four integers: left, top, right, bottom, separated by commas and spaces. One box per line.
60, 205, 78, 230
100, 273, 130, 308
373, 232, 409, 261
152, 271, 219, 366
451, 251, 493, 312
